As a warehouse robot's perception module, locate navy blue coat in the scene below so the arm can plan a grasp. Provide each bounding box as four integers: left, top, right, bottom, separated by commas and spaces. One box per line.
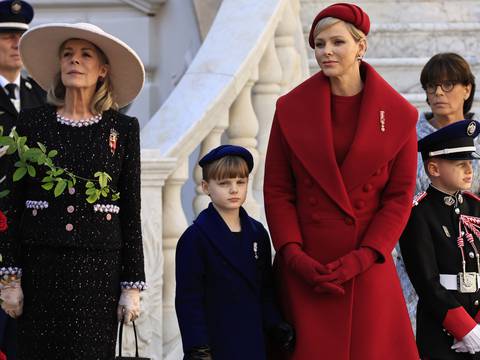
175, 203, 282, 360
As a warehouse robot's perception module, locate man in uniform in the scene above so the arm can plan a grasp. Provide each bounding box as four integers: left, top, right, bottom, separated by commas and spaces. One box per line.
400, 120, 480, 359
0, 1, 45, 359
0, 0, 44, 134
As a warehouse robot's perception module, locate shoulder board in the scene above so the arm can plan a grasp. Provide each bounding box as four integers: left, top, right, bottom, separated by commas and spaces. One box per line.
412, 191, 427, 206
463, 191, 480, 202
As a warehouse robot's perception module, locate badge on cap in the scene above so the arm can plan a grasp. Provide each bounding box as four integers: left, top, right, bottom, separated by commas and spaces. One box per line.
11, 1, 21, 14
467, 121, 477, 136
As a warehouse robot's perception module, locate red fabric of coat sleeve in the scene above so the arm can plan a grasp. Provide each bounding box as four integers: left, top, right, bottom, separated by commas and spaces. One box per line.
264, 115, 303, 252
360, 131, 417, 261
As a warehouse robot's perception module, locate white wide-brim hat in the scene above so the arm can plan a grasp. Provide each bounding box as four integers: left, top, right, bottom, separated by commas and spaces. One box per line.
19, 22, 145, 108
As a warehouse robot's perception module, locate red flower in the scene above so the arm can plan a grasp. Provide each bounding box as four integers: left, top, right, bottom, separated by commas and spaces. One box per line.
0, 210, 7, 232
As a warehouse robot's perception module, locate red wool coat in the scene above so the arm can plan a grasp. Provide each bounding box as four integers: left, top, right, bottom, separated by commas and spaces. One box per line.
264, 62, 420, 360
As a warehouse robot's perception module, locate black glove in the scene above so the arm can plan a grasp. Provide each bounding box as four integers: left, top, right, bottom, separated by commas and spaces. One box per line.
184, 346, 212, 360
270, 322, 295, 352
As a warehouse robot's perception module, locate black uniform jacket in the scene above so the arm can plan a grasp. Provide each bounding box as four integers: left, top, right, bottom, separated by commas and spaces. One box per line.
400, 185, 480, 360
0, 104, 145, 283
0, 76, 46, 134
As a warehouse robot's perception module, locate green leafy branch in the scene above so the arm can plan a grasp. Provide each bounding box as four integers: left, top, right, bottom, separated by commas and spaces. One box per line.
0, 128, 120, 203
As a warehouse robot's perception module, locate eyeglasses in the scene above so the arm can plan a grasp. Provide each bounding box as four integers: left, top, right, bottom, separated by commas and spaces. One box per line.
425, 80, 457, 94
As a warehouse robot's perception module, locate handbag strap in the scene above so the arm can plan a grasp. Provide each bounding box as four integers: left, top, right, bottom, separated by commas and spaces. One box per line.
118, 318, 140, 357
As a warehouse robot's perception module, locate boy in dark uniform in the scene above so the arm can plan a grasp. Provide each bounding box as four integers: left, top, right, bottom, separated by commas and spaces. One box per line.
400, 120, 480, 359
175, 145, 294, 360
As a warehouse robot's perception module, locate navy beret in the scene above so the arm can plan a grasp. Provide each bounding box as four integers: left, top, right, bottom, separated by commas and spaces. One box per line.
309, 3, 370, 49
0, 0, 33, 32
418, 120, 480, 160
199, 145, 254, 173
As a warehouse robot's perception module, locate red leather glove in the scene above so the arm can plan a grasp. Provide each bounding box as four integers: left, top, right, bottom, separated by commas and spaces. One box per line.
282, 243, 345, 295
326, 247, 378, 285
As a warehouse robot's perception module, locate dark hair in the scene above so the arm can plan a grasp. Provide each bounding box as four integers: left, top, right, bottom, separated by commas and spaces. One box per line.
202, 155, 249, 181
420, 53, 476, 116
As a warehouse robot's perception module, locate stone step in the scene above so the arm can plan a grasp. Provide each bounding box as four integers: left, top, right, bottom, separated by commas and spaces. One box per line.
307, 56, 480, 93
301, 1, 480, 25
303, 22, 480, 58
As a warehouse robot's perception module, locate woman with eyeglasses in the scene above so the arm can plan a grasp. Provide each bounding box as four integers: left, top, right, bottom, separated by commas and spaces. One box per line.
395, 52, 477, 336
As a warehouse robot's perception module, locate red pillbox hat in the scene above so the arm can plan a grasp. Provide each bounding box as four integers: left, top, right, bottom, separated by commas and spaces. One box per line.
308, 3, 370, 48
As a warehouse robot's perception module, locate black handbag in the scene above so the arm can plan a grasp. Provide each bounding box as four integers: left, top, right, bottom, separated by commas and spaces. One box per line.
116, 320, 150, 360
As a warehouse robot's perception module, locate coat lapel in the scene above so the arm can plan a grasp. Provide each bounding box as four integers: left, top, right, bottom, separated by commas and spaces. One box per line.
0, 85, 17, 118
340, 62, 418, 191
194, 203, 258, 290
276, 72, 353, 216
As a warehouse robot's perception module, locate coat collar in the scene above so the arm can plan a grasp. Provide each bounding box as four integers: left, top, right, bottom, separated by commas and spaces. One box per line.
194, 203, 259, 290
276, 62, 418, 215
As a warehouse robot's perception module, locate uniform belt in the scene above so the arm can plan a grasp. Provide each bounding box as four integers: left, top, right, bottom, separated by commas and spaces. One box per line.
440, 273, 480, 291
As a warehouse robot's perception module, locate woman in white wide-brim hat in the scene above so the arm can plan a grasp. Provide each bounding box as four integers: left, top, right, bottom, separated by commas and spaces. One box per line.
0, 22, 146, 359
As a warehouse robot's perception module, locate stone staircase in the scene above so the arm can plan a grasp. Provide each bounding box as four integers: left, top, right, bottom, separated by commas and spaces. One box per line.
300, 0, 480, 112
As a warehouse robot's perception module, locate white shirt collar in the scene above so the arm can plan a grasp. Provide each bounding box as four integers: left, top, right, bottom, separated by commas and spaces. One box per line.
0, 74, 20, 89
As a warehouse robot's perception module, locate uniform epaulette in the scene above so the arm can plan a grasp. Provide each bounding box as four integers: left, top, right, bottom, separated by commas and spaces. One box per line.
412, 191, 427, 206
463, 191, 480, 202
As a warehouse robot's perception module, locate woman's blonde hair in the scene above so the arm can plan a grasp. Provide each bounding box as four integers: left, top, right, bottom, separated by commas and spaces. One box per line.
313, 17, 366, 43
47, 38, 118, 114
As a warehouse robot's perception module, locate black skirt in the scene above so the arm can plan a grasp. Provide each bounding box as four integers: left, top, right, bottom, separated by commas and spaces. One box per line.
18, 245, 121, 360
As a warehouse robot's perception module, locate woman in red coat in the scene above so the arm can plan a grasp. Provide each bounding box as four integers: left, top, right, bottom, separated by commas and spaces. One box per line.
264, 3, 420, 360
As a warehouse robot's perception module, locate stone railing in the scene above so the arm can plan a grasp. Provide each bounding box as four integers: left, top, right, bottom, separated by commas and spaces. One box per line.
137, 0, 308, 358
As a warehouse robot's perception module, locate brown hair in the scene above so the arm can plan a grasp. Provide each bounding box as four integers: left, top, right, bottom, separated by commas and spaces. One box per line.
202, 155, 249, 181
420, 53, 476, 116
47, 38, 118, 114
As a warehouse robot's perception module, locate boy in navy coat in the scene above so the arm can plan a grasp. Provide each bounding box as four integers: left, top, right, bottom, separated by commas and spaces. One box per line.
175, 145, 294, 360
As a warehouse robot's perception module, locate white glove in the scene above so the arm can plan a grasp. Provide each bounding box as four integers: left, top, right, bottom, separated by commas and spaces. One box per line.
0, 281, 23, 318
452, 325, 480, 354
117, 289, 140, 324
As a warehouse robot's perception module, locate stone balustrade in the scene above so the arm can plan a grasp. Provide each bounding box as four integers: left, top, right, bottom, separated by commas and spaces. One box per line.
139, 0, 307, 358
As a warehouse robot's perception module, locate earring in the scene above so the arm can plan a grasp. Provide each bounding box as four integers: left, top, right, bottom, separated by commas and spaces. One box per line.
357, 55, 363, 61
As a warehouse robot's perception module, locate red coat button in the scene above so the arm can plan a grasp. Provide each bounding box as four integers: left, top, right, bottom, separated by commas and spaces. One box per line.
344, 217, 354, 225
312, 213, 321, 222
363, 184, 373, 192
354, 200, 365, 210
308, 197, 318, 206
374, 168, 383, 176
